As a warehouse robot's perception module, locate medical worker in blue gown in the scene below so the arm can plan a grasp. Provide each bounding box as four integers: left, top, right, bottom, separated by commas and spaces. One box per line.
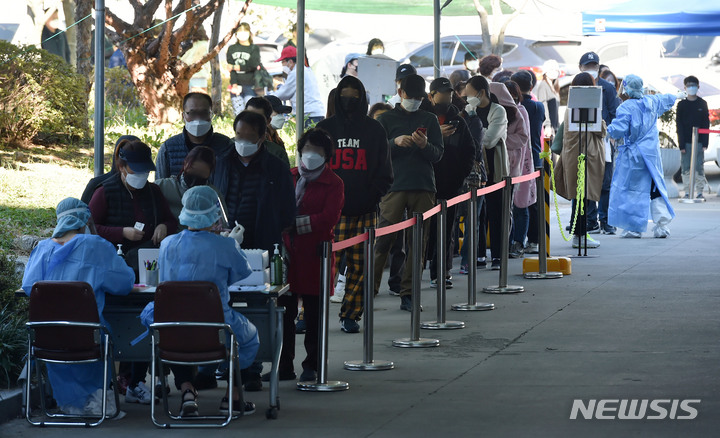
140, 185, 259, 417
22, 198, 135, 416
606, 74, 687, 238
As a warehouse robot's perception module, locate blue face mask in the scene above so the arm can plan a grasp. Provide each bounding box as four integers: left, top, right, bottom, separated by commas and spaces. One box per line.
686, 86, 699, 96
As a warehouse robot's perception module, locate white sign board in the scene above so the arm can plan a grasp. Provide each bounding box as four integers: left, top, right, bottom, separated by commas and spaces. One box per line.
567, 86, 603, 133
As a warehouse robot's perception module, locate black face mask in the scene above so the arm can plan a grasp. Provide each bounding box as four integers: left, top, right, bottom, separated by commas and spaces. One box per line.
180, 172, 208, 190
340, 96, 361, 114
434, 102, 450, 115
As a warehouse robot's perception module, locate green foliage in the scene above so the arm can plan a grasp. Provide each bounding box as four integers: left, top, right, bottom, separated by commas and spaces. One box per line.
0, 248, 26, 388
0, 40, 87, 146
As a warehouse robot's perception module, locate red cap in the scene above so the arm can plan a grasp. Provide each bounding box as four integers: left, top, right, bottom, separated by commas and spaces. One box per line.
275, 46, 297, 62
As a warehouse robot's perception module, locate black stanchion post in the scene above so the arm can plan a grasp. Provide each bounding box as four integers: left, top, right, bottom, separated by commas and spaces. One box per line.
297, 241, 349, 391
525, 167, 563, 279
393, 213, 439, 348
344, 227, 394, 370
422, 200, 464, 329
484, 177, 525, 294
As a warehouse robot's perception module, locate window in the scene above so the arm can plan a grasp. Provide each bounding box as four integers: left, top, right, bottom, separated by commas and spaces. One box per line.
408, 42, 455, 69
662, 36, 715, 58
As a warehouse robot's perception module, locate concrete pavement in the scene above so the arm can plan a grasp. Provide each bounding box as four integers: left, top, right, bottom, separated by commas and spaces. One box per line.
3, 195, 719, 437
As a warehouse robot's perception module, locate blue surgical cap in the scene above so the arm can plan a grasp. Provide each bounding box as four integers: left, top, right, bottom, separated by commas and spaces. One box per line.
179, 186, 221, 229
623, 74, 644, 99
345, 53, 361, 65
53, 198, 91, 238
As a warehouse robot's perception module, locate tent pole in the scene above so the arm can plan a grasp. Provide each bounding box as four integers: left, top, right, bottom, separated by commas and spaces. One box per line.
433, 0, 441, 79
296, 0, 305, 142
94, 0, 105, 177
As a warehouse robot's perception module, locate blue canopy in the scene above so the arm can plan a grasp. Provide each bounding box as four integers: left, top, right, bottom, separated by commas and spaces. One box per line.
582, 0, 720, 36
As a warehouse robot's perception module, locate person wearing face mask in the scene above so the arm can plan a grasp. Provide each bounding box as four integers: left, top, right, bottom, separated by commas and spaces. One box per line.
533, 59, 561, 137
226, 22, 262, 114
270, 46, 325, 129
22, 198, 134, 417
420, 77, 476, 286
676, 75, 710, 199
41, 9, 70, 63
265, 94, 293, 136
374, 74, 444, 311
244, 96, 291, 166
464, 51, 480, 75
387, 64, 417, 107
479, 54, 502, 82
316, 75, 393, 333
155, 92, 233, 179
81, 135, 140, 204
341, 53, 361, 78
276, 128, 344, 381
154, 146, 227, 227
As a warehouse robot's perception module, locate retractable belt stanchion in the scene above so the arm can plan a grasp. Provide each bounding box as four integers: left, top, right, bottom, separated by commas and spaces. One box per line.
298, 241, 349, 391
393, 213, 440, 348
484, 177, 525, 294
344, 227, 394, 370
452, 183, 495, 311
422, 200, 465, 329
679, 127, 705, 204
525, 167, 563, 280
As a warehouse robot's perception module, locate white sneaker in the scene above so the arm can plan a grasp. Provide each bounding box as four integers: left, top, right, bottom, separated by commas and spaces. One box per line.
653, 225, 670, 238
572, 235, 600, 249
125, 381, 152, 405
330, 292, 344, 303
620, 230, 642, 238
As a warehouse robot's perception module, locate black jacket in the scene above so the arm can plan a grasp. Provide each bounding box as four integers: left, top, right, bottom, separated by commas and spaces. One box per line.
419, 99, 476, 199
317, 76, 393, 216
676, 97, 710, 149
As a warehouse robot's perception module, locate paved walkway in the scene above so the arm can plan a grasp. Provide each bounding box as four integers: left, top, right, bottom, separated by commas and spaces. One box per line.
3, 195, 719, 437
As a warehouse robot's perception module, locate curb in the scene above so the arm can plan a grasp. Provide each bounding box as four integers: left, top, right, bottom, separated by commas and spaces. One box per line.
0, 387, 22, 424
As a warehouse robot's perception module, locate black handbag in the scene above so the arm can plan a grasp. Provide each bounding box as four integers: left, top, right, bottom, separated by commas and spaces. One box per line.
254, 64, 274, 90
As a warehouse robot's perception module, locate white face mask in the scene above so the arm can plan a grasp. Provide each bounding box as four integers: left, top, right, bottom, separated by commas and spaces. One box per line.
282, 65, 292, 75
235, 139, 260, 157
586, 69, 599, 79
270, 114, 286, 130
371, 48, 383, 55
301, 151, 325, 170
125, 171, 149, 189
401, 98, 422, 112
686, 86, 699, 96
466, 61, 479, 71
185, 119, 212, 137
237, 31, 250, 41
466, 96, 482, 108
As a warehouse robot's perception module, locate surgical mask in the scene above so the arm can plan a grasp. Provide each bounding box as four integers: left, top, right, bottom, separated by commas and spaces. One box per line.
466, 61, 479, 71
301, 151, 325, 170
237, 31, 250, 41
401, 98, 422, 112
235, 139, 260, 157
466, 96, 482, 108
340, 96, 361, 113
270, 114, 286, 129
185, 119, 212, 137
586, 70, 598, 79
282, 65, 292, 75
124, 171, 149, 189
686, 86, 699, 96
371, 48, 383, 55
180, 172, 208, 190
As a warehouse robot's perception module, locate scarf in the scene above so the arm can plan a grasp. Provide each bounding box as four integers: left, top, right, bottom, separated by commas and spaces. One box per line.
295, 163, 325, 207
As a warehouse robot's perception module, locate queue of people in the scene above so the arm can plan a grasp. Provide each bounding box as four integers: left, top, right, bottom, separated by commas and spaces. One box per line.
21, 39, 706, 421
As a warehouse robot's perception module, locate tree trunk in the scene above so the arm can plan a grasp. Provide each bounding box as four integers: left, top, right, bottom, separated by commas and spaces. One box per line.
209, 0, 224, 115
126, 55, 184, 124
472, 0, 493, 56
76, 0, 93, 96
62, 0, 77, 67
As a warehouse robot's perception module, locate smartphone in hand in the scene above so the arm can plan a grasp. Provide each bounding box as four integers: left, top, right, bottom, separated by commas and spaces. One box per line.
416, 127, 427, 135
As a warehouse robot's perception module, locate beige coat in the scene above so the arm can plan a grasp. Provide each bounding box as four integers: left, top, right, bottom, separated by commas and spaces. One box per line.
554, 112, 606, 201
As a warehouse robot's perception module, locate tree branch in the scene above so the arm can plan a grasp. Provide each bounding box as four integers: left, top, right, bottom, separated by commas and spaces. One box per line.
105, 9, 133, 39
496, 0, 528, 55
183, 0, 252, 80
157, 0, 174, 74
472, 0, 493, 56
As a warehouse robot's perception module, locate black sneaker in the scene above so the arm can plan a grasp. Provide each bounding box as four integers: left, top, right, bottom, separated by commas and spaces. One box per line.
476, 257, 486, 269
340, 317, 360, 333
399, 295, 422, 312
219, 398, 255, 416
600, 222, 616, 235
697, 193, 705, 200
445, 278, 453, 289
587, 222, 601, 234
299, 369, 317, 382
508, 242, 524, 258
491, 259, 501, 270
261, 370, 296, 382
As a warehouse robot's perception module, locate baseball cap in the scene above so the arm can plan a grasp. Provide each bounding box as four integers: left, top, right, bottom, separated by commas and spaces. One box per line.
264, 95, 292, 114
118, 144, 156, 173
275, 46, 297, 62
344, 53, 361, 65
430, 77, 453, 93
395, 64, 417, 81
579, 52, 600, 66
401, 74, 426, 99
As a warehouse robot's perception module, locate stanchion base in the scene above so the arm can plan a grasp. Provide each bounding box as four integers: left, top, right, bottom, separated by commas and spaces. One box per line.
483, 285, 525, 294
524, 271, 563, 279
679, 198, 705, 204
297, 380, 349, 392
344, 360, 394, 371
392, 338, 440, 348
420, 321, 465, 330
451, 302, 495, 311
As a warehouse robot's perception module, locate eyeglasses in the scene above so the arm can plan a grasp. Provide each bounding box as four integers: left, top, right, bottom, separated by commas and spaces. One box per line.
184, 109, 214, 120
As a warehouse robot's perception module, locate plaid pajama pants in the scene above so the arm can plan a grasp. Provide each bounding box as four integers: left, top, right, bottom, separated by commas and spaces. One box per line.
336, 212, 376, 321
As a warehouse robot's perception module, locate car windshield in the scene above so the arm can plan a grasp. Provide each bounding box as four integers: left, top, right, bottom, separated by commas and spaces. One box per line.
662, 36, 715, 58
408, 41, 456, 68
453, 40, 517, 65
529, 41, 583, 64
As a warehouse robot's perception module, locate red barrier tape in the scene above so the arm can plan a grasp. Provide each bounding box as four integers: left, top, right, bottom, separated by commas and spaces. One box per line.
698, 129, 720, 135
330, 172, 538, 252
511, 170, 541, 185
375, 216, 417, 237
332, 232, 369, 252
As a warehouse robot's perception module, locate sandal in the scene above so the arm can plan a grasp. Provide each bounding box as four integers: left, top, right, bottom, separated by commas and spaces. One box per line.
219, 397, 255, 416
180, 388, 199, 417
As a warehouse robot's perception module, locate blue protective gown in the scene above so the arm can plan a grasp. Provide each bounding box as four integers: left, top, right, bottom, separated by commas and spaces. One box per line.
606, 93, 677, 233
140, 230, 260, 369
22, 234, 135, 409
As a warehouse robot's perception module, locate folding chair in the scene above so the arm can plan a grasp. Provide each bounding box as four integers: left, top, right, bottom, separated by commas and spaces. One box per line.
25, 281, 119, 427
150, 281, 245, 428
